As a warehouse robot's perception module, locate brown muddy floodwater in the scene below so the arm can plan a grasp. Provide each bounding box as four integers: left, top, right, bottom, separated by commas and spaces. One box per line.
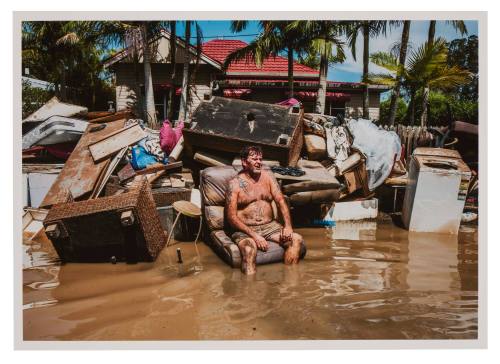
23, 218, 478, 340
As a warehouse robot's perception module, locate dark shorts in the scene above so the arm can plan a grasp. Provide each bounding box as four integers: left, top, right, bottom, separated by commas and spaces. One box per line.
231, 220, 283, 244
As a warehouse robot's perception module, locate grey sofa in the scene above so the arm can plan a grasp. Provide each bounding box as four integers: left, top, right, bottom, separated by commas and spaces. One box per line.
200, 166, 306, 268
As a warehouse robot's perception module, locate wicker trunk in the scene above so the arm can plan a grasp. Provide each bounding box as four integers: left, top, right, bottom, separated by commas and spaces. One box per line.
43, 178, 166, 263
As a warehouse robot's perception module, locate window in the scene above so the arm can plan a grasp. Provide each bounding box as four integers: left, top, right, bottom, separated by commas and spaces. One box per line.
327, 100, 346, 118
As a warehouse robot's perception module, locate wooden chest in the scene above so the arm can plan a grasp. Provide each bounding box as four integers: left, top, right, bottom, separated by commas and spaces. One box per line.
183, 96, 304, 167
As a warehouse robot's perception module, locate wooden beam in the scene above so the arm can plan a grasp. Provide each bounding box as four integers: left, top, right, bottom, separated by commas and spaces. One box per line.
88, 123, 146, 163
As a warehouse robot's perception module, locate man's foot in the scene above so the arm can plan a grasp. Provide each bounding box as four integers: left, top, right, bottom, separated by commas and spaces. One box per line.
284, 243, 301, 264
241, 260, 256, 275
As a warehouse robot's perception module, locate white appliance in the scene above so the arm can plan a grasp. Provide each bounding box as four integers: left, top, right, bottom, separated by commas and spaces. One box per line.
402, 148, 471, 234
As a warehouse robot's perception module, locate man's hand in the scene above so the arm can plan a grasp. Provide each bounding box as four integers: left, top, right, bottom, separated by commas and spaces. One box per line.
252, 234, 269, 251
280, 226, 293, 246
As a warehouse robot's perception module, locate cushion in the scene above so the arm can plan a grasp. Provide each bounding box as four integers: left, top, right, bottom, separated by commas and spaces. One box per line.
210, 229, 306, 268
200, 166, 238, 206
205, 205, 224, 230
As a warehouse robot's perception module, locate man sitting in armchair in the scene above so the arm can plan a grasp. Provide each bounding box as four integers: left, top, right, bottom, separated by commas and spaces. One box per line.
226, 146, 304, 275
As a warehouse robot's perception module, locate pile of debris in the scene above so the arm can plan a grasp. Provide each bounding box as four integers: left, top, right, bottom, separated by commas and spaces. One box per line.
23, 98, 193, 263
179, 96, 404, 227
22, 97, 133, 162
23, 94, 477, 263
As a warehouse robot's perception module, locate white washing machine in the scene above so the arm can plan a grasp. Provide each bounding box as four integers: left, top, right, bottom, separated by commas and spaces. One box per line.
402, 148, 471, 234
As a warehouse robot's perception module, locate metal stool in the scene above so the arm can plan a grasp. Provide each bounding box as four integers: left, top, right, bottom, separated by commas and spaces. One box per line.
166, 200, 202, 248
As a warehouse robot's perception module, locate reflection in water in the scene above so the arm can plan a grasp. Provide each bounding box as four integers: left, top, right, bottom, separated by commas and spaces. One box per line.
23, 221, 478, 340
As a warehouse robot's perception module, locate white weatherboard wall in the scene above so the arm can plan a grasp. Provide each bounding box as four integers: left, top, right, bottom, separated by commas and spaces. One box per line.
345, 93, 380, 121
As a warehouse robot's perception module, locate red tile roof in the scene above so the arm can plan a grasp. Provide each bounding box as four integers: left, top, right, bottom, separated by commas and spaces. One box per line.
202, 39, 319, 76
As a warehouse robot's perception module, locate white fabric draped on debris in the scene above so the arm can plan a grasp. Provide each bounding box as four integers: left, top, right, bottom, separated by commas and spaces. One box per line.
324, 125, 351, 170
347, 118, 402, 191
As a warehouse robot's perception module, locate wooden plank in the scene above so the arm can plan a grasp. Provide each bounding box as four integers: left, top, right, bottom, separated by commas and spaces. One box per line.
169, 136, 184, 161
88, 110, 133, 123
170, 175, 186, 188
91, 147, 127, 198
40, 119, 126, 208
194, 151, 230, 167
136, 161, 183, 175
117, 162, 136, 182
88, 123, 146, 163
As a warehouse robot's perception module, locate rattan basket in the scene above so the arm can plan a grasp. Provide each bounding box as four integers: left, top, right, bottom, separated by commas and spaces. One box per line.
44, 178, 166, 263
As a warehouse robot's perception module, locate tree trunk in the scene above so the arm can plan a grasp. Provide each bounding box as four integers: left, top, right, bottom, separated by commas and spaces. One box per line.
388, 20, 411, 126
287, 45, 294, 98
362, 23, 370, 119
422, 20, 435, 128
133, 48, 141, 117
167, 21, 177, 121
179, 21, 191, 121
141, 23, 158, 128
315, 43, 328, 114
91, 76, 96, 110
407, 88, 416, 125
60, 63, 67, 102
428, 20, 436, 45
420, 86, 430, 127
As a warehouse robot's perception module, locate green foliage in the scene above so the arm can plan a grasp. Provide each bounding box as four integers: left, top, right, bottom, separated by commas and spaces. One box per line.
419, 91, 477, 125
446, 35, 478, 101
380, 97, 407, 124
22, 21, 117, 110
22, 79, 54, 119
297, 52, 320, 70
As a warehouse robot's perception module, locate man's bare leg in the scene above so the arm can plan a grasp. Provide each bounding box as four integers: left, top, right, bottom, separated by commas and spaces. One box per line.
269, 232, 303, 265
284, 233, 302, 264
237, 238, 257, 275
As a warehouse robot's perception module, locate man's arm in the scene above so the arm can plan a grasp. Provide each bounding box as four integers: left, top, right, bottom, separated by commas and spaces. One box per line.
226, 179, 268, 250
267, 171, 293, 230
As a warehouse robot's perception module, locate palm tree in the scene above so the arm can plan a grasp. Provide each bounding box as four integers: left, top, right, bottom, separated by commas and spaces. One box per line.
346, 21, 401, 119
225, 21, 308, 98
287, 21, 346, 114
167, 21, 177, 121
428, 20, 467, 45
22, 21, 116, 103
422, 20, 468, 124
178, 21, 191, 121
139, 22, 157, 127
368, 38, 472, 126
102, 21, 167, 128
178, 21, 203, 121
387, 20, 411, 126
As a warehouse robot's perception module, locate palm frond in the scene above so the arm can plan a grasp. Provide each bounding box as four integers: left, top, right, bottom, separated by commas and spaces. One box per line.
447, 20, 468, 36
230, 21, 248, 33
222, 40, 261, 70
366, 72, 396, 86
56, 32, 80, 46
428, 66, 472, 89
370, 51, 399, 72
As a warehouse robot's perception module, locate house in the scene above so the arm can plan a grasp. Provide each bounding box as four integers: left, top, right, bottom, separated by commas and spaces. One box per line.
103, 30, 389, 121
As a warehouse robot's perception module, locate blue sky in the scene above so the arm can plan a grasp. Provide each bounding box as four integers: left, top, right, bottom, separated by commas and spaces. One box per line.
176, 20, 478, 83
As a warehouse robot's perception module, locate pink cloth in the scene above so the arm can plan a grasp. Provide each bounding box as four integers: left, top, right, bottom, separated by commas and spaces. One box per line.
160, 119, 184, 155
276, 98, 300, 107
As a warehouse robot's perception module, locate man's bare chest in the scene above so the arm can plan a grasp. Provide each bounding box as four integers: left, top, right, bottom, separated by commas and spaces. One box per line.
236, 176, 272, 206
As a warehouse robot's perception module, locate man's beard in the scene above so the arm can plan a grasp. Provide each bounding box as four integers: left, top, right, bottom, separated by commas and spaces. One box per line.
248, 166, 261, 177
